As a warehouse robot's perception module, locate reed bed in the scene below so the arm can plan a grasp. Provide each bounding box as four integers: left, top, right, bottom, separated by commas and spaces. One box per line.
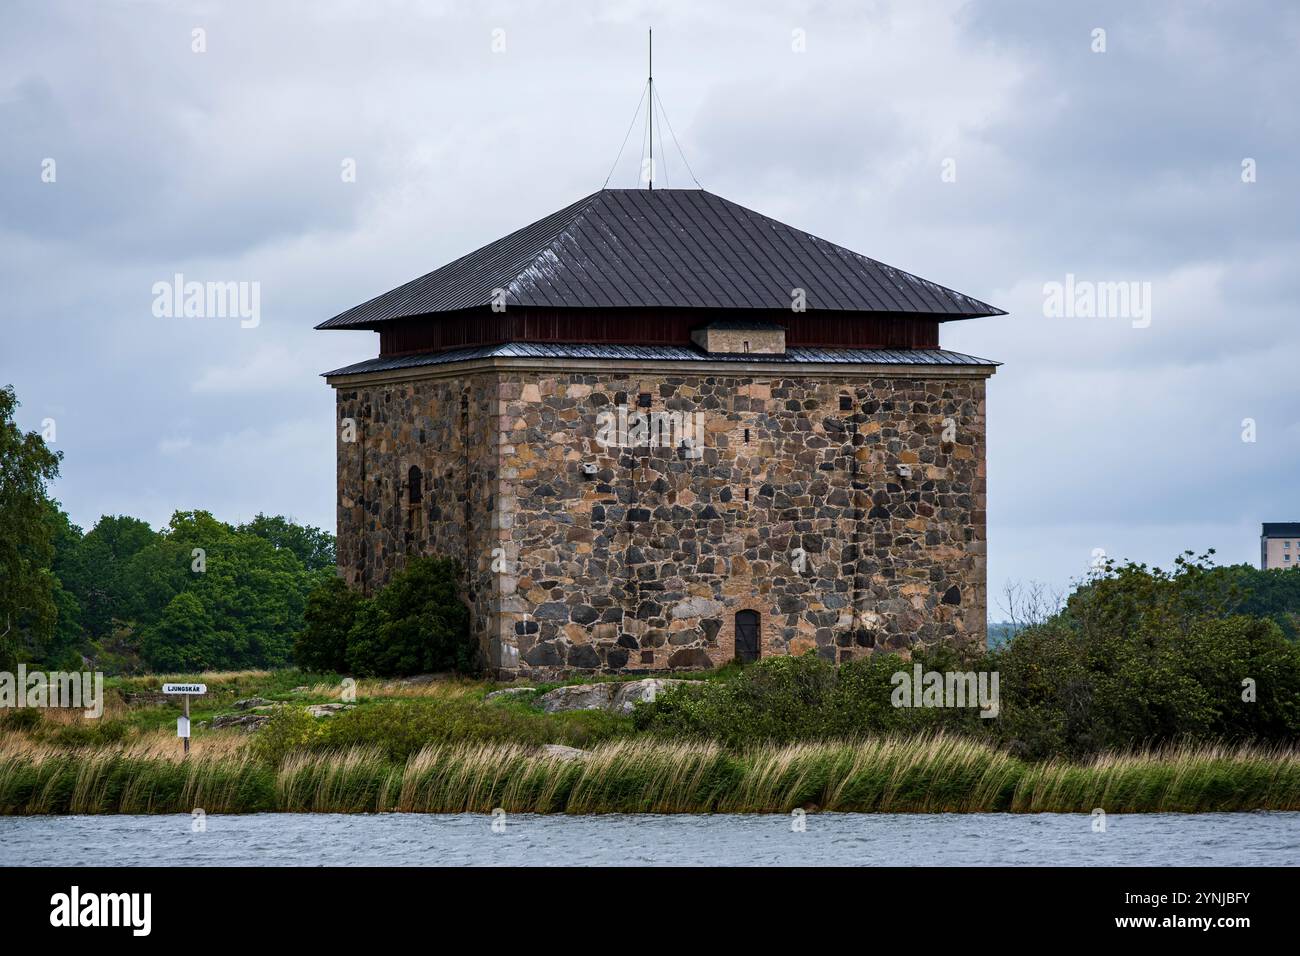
2, 734, 1297, 815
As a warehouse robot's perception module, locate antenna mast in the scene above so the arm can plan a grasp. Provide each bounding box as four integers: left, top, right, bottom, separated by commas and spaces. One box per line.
647, 28, 653, 190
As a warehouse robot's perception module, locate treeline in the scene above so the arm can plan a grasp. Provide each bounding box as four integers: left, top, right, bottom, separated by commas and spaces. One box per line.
2, 383, 334, 674
42, 508, 334, 673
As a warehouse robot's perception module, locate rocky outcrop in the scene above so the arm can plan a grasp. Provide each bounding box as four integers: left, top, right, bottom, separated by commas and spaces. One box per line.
122, 692, 167, 706
610, 679, 692, 715
485, 687, 538, 703
306, 703, 354, 718
211, 713, 270, 731
536, 683, 616, 714
233, 697, 273, 710
535, 678, 695, 715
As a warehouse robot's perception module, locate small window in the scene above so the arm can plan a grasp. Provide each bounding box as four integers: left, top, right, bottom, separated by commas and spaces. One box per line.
408, 465, 423, 505
744, 428, 750, 444
743, 340, 750, 353
1286, 541, 1291, 549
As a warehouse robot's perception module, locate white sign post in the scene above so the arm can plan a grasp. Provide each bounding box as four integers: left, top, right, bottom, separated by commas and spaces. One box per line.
163, 684, 207, 756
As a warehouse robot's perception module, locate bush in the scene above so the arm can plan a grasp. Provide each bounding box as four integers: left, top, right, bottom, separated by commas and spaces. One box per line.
633, 650, 976, 748
0, 708, 43, 732
293, 557, 476, 678
994, 556, 1300, 758
344, 558, 475, 677
314, 699, 628, 760
45, 719, 130, 748
294, 576, 359, 673
250, 706, 323, 764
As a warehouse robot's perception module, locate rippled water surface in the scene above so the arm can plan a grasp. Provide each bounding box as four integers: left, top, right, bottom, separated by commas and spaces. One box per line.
2, 812, 1297, 866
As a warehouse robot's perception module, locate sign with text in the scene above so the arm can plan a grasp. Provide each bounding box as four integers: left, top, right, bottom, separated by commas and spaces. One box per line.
162, 683, 207, 695
177, 716, 191, 739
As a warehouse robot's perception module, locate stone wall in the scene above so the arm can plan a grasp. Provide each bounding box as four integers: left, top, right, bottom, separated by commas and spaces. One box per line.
333, 361, 990, 679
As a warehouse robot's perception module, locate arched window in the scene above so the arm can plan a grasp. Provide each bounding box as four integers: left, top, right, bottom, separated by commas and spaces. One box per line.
408, 465, 423, 505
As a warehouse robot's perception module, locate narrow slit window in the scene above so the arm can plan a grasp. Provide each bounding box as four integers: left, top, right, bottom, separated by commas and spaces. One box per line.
407, 465, 423, 505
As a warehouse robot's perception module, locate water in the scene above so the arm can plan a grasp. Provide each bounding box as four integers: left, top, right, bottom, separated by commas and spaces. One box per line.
2, 812, 1297, 866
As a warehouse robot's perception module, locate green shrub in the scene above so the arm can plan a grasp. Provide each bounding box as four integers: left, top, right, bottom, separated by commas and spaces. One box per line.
44, 719, 130, 747
0, 708, 44, 731
294, 557, 476, 678
995, 607, 1300, 759
633, 651, 974, 747
294, 576, 359, 672
344, 558, 474, 677
312, 699, 628, 761
250, 706, 323, 764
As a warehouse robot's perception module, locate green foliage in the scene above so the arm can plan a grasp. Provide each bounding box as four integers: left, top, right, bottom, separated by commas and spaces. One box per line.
63, 514, 157, 641
6, 737, 1297, 815
127, 511, 326, 672
250, 706, 324, 765
994, 552, 1300, 758
0, 404, 338, 675
7, 469, 335, 674
1213, 562, 1300, 641
236, 513, 335, 572
633, 650, 977, 747
0, 754, 277, 814
43, 718, 131, 748
313, 699, 627, 759
344, 557, 474, 677
294, 576, 359, 672
294, 557, 476, 678
0, 708, 43, 732
0, 384, 63, 670
139, 591, 216, 672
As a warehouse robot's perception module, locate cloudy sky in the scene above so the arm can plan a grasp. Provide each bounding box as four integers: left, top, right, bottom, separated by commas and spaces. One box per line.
3, 0, 1297, 613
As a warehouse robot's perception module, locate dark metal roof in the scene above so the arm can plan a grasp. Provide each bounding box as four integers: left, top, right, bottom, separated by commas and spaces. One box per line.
322, 343, 1000, 378
1262, 523, 1300, 537
317, 189, 1005, 329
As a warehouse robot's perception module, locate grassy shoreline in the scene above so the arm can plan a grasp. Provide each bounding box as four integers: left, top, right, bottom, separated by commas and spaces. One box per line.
3, 735, 1298, 815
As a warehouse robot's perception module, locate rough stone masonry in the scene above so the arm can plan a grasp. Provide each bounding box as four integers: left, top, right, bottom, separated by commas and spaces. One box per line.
332, 357, 990, 680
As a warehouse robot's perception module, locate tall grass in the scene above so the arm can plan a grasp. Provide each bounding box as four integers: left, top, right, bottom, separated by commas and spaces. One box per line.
2, 734, 1297, 815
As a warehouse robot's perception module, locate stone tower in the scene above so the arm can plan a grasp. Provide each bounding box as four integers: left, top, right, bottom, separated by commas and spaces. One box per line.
319, 189, 1002, 679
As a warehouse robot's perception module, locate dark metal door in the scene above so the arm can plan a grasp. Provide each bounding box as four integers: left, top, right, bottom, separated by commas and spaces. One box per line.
735, 611, 760, 663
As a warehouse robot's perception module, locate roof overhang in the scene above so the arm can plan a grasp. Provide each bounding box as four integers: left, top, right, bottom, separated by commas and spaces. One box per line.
323, 344, 999, 388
